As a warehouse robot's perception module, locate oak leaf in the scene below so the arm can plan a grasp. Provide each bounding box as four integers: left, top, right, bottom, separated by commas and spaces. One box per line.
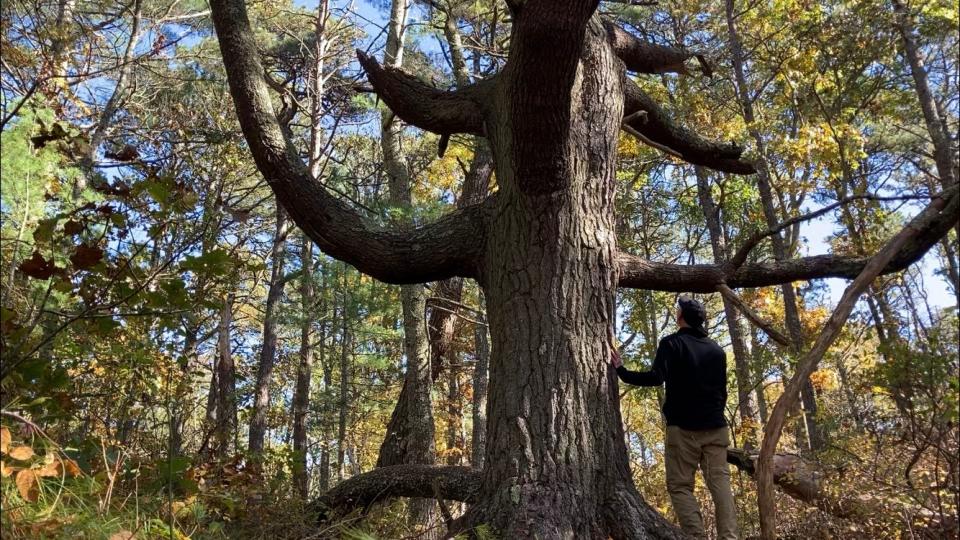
18, 252, 61, 279
8, 446, 35, 461
16, 469, 39, 502
70, 244, 104, 270
37, 459, 62, 477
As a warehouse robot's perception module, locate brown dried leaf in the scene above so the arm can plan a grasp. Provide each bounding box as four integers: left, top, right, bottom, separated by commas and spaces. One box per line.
8, 446, 35, 461
18, 252, 60, 279
1, 460, 15, 477
16, 469, 39, 502
63, 458, 82, 477
63, 220, 84, 235
70, 244, 104, 270
109, 530, 136, 540
0, 426, 10, 453
37, 459, 62, 477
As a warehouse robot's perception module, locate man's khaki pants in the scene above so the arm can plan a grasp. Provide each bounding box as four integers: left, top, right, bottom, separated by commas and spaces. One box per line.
665, 425, 738, 540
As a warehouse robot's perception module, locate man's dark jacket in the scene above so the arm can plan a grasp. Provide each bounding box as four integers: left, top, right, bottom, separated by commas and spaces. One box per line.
616, 327, 727, 430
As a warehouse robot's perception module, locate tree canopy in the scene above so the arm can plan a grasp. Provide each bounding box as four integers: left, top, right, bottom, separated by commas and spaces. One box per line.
1, 0, 957, 538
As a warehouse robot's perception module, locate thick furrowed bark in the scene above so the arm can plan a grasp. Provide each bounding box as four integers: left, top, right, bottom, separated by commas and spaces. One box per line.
727, 449, 867, 519
460, 17, 679, 538
313, 465, 481, 520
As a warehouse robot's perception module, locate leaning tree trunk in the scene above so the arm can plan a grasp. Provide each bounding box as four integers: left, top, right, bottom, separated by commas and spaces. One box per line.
458, 17, 678, 538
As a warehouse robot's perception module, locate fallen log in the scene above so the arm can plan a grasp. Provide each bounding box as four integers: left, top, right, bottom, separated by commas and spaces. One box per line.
727, 448, 866, 519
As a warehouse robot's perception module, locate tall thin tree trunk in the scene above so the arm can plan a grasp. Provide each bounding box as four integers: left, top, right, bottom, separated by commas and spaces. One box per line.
79, 0, 143, 198
445, 362, 466, 465
892, 0, 959, 301
694, 167, 759, 444
319, 285, 333, 491
215, 293, 237, 454
375, 0, 436, 527
337, 289, 352, 482
470, 304, 489, 468
751, 327, 769, 424
724, 0, 823, 451
249, 207, 291, 454
292, 239, 314, 499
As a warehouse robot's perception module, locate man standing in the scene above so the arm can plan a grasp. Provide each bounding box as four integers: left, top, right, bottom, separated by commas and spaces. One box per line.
612, 297, 738, 540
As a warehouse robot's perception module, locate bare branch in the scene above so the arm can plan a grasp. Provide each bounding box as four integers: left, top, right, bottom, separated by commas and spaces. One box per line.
618, 184, 959, 292
622, 77, 756, 174
210, 0, 490, 285
727, 193, 929, 271
357, 50, 489, 137
716, 284, 791, 348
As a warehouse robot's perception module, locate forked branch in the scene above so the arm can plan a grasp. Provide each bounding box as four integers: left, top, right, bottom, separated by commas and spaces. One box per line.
210, 0, 489, 285
357, 51, 491, 137
618, 184, 959, 292
622, 78, 756, 174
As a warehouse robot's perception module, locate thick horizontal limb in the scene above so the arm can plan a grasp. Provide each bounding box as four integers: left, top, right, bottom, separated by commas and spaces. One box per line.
727, 449, 865, 519
210, 0, 488, 284
312, 465, 481, 518
618, 184, 959, 292
622, 77, 756, 174
604, 20, 709, 75
356, 51, 491, 137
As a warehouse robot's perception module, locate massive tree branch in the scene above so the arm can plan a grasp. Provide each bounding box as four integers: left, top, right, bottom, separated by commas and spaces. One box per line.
210, 0, 488, 285
622, 77, 756, 174
313, 465, 481, 518
618, 184, 959, 291
727, 449, 866, 519
357, 51, 490, 137
604, 20, 709, 76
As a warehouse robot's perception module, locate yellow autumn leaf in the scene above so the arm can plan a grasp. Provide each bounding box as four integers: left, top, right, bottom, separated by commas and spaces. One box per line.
16, 469, 39, 502
8, 446, 35, 461
0, 426, 10, 453
1, 460, 15, 477
109, 530, 136, 540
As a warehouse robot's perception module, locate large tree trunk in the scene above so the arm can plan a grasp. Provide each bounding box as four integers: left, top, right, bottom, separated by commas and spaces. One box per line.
457, 17, 678, 538
209, 0, 958, 535
249, 207, 290, 454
